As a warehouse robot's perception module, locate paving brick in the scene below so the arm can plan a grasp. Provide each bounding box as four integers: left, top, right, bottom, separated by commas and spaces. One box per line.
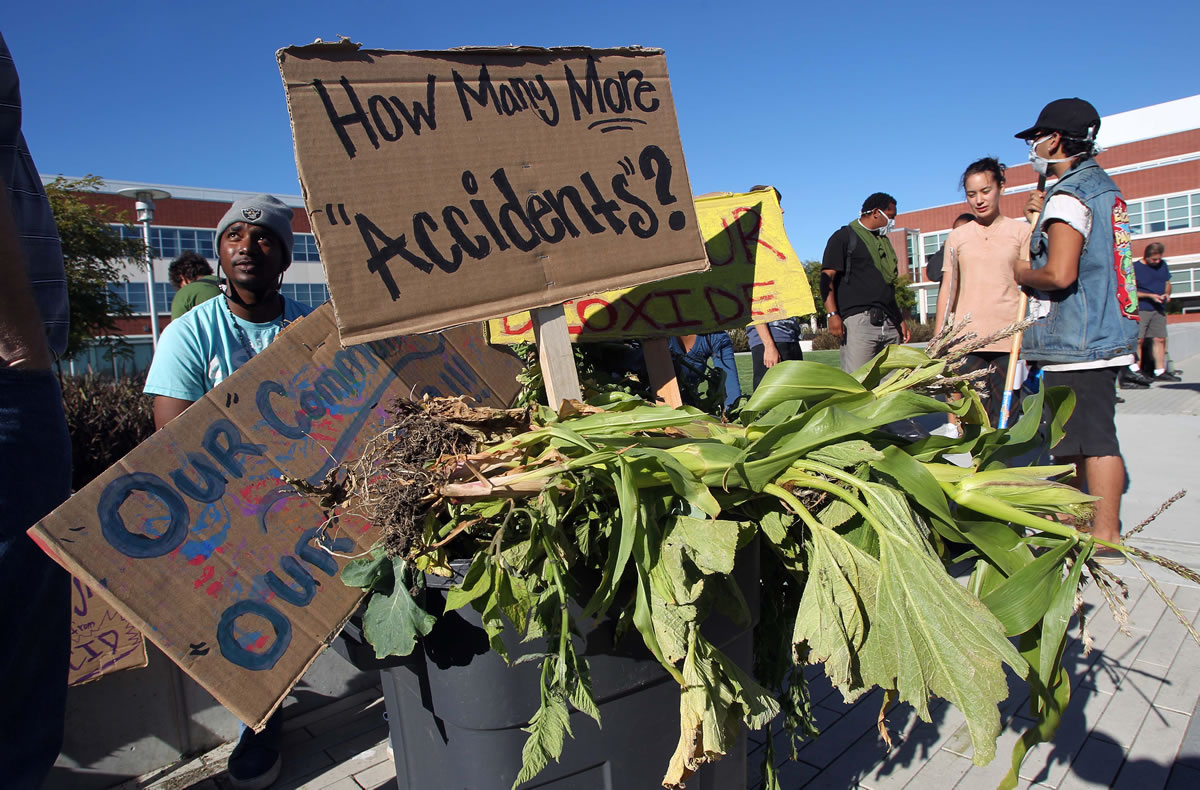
325, 727, 389, 764
305, 696, 386, 737
272, 744, 337, 787
806, 700, 957, 790
292, 740, 389, 790
1127, 581, 1170, 633
899, 748, 973, 789
1111, 707, 1190, 790
351, 757, 396, 789
1057, 736, 1128, 789
1079, 628, 1150, 694
1166, 763, 1200, 790
310, 778, 361, 790
1137, 606, 1194, 667
1019, 683, 1115, 786
1156, 626, 1200, 714
282, 689, 384, 734
1171, 584, 1200, 613
950, 717, 1035, 789
1092, 660, 1166, 745
794, 690, 883, 769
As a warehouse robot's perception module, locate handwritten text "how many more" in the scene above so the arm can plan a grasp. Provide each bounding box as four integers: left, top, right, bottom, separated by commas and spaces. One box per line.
314, 57, 663, 159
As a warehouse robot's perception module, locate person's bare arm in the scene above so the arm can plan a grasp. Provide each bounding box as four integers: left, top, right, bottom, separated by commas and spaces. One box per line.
154, 396, 193, 430
1014, 221, 1082, 291
753, 324, 781, 367
821, 269, 843, 339
0, 173, 53, 371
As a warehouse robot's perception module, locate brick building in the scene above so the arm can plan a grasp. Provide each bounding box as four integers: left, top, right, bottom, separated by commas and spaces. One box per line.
890, 94, 1200, 322
44, 178, 328, 375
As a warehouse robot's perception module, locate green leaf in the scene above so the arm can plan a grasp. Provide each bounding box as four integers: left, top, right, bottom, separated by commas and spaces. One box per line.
792, 522, 880, 694
626, 447, 721, 517
735, 391, 956, 490
1040, 543, 1093, 690
853, 481, 1027, 766
742, 360, 867, 417
668, 516, 741, 576
807, 439, 883, 468
981, 538, 1076, 636
339, 547, 389, 589
361, 558, 437, 659
443, 553, 492, 612
513, 685, 572, 788
869, 445, 962, 542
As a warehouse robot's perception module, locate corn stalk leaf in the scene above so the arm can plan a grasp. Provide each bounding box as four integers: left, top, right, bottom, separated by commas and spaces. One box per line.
980, 538, 1076, 636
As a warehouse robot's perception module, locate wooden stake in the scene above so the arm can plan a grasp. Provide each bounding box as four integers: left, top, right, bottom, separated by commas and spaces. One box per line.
531, 305, 583, 410
997, 292, 1029, 430
644, 337, 683, 407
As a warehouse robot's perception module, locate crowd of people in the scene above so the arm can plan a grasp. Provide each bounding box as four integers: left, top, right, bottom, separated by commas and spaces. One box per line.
0, 20, 1186, 785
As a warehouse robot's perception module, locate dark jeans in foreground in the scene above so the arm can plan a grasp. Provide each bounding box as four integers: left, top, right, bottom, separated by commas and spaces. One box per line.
0, 368, 71, 789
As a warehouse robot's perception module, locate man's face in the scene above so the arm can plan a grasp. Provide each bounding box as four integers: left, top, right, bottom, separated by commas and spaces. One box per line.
1145, 252, 1163, 265
219, 222, 287, 293
868, 204, 897, 229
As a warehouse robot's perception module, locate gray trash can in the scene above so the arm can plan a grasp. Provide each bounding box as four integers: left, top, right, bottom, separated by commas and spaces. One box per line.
380, 542, 760, 789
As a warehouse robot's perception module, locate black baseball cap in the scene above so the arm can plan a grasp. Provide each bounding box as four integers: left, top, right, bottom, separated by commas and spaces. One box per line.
1014, 98, 1101, 141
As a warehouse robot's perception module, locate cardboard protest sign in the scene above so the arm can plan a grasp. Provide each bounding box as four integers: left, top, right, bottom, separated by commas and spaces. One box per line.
69, 577, 148, 686
278, 43, 709, 344
486, 188, 817, 342
31, 304, 521, 726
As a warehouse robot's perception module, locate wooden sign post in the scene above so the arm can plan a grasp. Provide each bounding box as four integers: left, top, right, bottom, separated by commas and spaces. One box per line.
532, 305, 583, 409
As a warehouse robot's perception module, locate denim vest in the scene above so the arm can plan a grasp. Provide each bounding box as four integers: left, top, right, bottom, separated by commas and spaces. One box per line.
1021, 159, 1139, 364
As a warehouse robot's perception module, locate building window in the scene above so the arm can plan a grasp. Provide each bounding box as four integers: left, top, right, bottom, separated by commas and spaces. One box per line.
1127, 191, 1200, 236
280, 283, 330, 307
110, 225, 216, 259
293, 233, 321, 262
108, 282, 174, 314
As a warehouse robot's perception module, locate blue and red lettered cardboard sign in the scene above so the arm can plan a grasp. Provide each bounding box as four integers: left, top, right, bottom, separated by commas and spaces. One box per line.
32, 303, 521, 727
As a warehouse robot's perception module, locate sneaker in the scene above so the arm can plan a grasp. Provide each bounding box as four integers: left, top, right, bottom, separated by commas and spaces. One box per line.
1119, 369, 1152, 389
228, 717, 283, 790
1091, 547, 1127, 566
1115, 394, 1125, 404
1155, 371, 1181, 382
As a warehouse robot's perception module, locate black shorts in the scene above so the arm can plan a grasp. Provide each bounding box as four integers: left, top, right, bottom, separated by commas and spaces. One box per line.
959, 352, 1011, 427
1042, 367, 1121, 458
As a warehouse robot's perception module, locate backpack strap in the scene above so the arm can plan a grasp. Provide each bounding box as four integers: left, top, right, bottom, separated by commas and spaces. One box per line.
843, 225, 857, 283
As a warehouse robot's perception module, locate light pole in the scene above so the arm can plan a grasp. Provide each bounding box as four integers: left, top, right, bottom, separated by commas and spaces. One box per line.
118, 187, 171, 350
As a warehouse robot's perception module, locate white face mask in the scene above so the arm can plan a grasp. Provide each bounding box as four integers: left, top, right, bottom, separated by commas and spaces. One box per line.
1028, 134, 1078, 177
875, 209, 895, 235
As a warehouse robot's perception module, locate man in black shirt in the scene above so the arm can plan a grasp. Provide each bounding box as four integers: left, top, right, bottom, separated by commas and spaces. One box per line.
821, 192, 911, 373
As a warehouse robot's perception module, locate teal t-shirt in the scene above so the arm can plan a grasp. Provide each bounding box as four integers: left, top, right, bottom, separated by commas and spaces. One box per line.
144, 295, 314, 401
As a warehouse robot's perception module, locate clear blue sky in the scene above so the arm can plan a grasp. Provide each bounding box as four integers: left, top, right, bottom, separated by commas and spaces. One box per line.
5, 0, 1197, 260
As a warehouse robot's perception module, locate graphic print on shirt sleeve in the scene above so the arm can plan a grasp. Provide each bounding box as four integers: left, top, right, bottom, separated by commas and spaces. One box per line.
1111, 197, 1138, 320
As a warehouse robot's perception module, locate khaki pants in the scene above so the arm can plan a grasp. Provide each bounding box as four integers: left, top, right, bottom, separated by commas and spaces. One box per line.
840, 311, 902, 374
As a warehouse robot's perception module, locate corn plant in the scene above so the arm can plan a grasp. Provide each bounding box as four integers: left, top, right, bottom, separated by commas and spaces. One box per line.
304, 337, 1195, 790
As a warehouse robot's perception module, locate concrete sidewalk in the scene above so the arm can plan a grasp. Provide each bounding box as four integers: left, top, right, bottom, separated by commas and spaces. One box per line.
135, 355, 1200, 790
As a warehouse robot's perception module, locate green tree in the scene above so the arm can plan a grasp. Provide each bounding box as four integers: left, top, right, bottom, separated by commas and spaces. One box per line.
894, 274, 918, 316
803, 260, 825, 320
44, 175, 147, 357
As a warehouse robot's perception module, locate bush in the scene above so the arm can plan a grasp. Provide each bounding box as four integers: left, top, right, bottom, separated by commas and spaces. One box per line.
811, 330, 840, 351
907, 322, 937, 343
62, 373, 155, 490
727, 327, 749, 353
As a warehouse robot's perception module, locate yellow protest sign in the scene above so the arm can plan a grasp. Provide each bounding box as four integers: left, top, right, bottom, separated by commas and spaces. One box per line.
487, 187, 815, 343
